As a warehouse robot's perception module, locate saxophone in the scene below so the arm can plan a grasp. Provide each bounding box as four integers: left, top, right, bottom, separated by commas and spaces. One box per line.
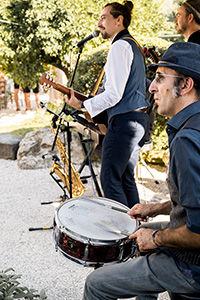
50, 121, 86, 198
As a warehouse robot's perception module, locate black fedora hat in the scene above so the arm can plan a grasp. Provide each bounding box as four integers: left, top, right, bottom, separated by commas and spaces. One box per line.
148, 42, 200, 81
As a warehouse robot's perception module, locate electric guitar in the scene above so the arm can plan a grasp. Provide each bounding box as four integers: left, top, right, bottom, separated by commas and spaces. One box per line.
40, 73, 107, 134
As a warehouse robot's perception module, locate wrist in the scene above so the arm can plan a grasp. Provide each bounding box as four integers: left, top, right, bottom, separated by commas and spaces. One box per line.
152, 229, 160, 247
81, 102, 87, 112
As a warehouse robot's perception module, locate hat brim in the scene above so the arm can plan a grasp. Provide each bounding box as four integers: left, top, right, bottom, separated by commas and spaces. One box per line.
148, 61, 200, 81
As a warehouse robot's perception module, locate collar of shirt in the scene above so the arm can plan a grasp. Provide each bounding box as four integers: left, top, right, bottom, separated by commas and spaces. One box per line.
166, 101, 200, 145
112, 29, 129, 44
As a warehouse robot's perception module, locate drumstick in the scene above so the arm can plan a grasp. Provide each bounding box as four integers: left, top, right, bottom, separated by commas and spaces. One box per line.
80, 197, 147, 219
112, 207, 148, 220
110, 206, 128, 213
80, 197, 129, 213
97, 220, 130, 237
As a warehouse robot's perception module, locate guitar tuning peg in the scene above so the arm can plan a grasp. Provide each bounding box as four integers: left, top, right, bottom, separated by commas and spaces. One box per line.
46, 73, 49, 79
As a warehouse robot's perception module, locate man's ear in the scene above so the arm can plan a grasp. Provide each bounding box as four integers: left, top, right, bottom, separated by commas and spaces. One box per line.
188, 13, 194, 24
116, 15, 124, 26
180, 77, 194, 96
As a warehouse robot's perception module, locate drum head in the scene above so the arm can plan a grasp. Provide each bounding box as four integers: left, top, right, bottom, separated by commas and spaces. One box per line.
56, 196, 137, 242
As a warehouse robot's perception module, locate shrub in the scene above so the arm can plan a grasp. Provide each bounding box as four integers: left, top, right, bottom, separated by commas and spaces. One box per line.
0, 268, 48, 300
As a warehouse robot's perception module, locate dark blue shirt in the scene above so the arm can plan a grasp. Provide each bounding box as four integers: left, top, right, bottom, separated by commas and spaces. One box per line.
166, 101, 200, 286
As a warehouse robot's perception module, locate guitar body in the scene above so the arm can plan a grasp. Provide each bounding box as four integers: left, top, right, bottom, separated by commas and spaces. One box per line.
143, 46, 160, 64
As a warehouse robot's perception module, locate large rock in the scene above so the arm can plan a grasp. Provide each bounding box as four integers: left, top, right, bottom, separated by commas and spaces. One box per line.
0, 133, 23, 160
17, 127, 85, 169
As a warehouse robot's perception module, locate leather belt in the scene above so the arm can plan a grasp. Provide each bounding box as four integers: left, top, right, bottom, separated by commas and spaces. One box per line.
132, 108, 147, 113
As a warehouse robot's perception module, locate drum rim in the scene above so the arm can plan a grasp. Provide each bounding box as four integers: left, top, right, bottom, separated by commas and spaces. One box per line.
54, 215, 130, 245
54, 196, 137, 244
56, 196, 130, 211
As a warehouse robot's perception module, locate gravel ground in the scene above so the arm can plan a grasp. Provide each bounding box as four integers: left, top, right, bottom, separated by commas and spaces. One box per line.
0, 157, 171, 300
0, 98, 171, 300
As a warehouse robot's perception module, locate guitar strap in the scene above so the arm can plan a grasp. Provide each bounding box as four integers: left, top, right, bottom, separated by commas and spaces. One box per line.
90, 68, 105, 96
122, 36, 145, 60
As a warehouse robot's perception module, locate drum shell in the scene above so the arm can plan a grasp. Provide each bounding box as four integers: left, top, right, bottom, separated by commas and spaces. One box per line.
54, 222, 136, 267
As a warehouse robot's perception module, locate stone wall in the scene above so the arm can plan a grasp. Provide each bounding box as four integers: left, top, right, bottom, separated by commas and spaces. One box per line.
0, 133, 22, 160
17, 127, 86, 169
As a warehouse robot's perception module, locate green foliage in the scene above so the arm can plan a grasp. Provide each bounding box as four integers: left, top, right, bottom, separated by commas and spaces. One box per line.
0, 0, 71, 87
72, 43, 108, 94
0, 0, 175, 89
0, 268, 48, 300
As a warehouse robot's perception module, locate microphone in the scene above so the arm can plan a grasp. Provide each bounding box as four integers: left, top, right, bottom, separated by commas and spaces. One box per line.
74, 30, 100, 48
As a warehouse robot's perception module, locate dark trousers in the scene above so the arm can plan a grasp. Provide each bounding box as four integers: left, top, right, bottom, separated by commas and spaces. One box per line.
100, 112, 149, 208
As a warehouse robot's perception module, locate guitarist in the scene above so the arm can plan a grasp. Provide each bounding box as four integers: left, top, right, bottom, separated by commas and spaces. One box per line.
65, 1, 150, 208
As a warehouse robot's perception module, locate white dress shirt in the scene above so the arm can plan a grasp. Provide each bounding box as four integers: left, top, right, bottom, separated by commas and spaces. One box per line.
83, 39, 134, 118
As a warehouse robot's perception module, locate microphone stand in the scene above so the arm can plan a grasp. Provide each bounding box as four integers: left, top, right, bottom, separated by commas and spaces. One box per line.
69, 45, 83, 87
51, 45, 84, 199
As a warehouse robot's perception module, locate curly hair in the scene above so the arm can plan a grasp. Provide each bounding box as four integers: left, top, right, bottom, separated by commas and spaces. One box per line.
104, 1, 134, 29
173, 72, 200, 99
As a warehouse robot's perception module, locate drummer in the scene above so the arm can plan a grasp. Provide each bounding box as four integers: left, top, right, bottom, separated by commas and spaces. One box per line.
82, 42, 200, 299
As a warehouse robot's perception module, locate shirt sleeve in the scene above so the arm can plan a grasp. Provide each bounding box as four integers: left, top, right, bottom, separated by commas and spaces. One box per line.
83, 40, 134, 118
170, 131, 200, 234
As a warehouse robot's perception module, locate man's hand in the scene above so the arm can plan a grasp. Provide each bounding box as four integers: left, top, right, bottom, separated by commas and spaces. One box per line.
84, 111, 93, 123
130, 228, 158, 252
127, 201, 171, 222
65, 88, 82, 110
127, 203, 154, 222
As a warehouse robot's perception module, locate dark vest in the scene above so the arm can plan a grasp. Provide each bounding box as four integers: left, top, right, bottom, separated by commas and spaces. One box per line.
167, 113, 200, 265
105, 30, 149, 122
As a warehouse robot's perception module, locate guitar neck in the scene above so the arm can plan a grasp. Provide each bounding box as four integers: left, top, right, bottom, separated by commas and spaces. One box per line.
40, 73, 87, 102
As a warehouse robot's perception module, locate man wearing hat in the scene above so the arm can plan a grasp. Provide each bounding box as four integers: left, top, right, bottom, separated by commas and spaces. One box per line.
82, 42, 200, 300
174, 0, 200, 43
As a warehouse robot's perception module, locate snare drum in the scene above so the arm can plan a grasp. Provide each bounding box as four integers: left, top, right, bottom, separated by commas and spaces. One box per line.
53, 196, 138, 267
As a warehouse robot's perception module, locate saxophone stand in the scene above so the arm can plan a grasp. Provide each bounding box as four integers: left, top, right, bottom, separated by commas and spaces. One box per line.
42, 110, 73, 204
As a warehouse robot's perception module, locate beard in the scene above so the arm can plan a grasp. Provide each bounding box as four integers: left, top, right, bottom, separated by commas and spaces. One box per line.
101, 32, 110, 39
177, 24, 187, 35
99, 27, 110, 39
